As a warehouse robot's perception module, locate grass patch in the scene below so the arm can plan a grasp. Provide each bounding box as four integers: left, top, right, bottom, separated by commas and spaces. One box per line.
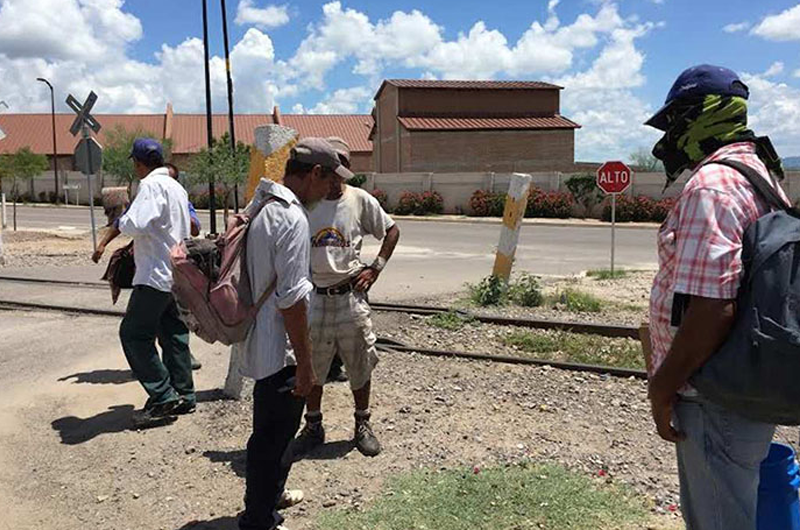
549, 288, 604, 313
428, 311, 476, 331
503, 330, 644, 370
315, 462, 650, 530
586, 268, 629, 280
508, 273, 544, 307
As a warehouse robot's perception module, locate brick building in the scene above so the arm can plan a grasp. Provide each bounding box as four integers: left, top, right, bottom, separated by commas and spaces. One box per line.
0, 106, 374, 174
370, 79, 581, 173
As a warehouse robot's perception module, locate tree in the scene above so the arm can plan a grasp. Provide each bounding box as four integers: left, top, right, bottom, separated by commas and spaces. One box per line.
629, 147, 664, 173
102, 125, 173, 190
187, 132, 251, 221
6, 147, 49, 230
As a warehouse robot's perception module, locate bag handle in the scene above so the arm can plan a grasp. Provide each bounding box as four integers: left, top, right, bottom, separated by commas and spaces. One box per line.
706, 159, 791, 212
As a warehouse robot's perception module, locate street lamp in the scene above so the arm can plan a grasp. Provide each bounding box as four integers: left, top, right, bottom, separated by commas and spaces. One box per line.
36, 78, 59, 202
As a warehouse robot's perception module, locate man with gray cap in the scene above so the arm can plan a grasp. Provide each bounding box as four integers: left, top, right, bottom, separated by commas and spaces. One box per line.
116, 138, 195, 426
237, 138, 338, 530
291, 136, 400, 459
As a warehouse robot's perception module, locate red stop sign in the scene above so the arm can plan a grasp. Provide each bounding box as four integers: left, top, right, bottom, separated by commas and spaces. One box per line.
597, 161, 633, 194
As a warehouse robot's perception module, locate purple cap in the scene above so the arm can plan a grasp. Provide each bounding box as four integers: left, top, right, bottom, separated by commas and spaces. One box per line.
129, 138, 164, 164
645, 64, 750, 131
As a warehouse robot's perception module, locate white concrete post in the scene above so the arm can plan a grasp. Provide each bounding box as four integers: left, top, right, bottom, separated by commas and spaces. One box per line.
1, 193, 6, 229
492, 173, 532, 282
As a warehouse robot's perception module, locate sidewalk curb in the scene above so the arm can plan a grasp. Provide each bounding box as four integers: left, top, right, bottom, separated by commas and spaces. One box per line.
388, 215, 661, 230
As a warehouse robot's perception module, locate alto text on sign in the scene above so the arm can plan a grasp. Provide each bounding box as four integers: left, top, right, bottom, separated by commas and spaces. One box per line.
597, 161, 633, 195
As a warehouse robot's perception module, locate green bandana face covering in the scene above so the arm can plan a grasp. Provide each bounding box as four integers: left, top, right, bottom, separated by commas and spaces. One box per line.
652, 95, 784, 187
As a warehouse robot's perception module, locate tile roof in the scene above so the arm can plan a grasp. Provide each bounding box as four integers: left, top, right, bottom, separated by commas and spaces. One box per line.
280, 114, 373, 152
0, 113, 373, 156
397, 115, 581, 131
375, 79, 562, 99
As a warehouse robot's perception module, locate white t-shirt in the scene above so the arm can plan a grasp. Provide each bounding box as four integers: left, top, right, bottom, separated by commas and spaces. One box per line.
117, 168, 190, 292
308, 186, 395, 288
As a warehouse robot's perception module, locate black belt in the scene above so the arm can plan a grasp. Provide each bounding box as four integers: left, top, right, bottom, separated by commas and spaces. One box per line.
315, 282, 353, 296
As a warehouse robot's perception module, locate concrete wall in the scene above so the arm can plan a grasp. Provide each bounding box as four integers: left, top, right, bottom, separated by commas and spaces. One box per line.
402, 129, 576, 173
375, 83, 399, 173
399, 88, 560, 117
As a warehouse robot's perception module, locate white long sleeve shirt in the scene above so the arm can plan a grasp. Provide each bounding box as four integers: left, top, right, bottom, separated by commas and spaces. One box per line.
117, 167, 190, 292
238, 180, 314, 381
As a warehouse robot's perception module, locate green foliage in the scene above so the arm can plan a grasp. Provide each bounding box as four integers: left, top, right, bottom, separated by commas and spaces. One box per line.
551, 288, 604, 313
467, 275, 507, 307
469, 189, 505, 217
186, 132, 251, 216
346, 173, 367, 188
525, 188, 574, 218
586, 269, 629, 280
316, 462, 650, 530
504, 330, 644, 369
508, 273, 544, 307
393, 190, 443, 216
102, 125, 173, 188
7, 147, 48, 181
371, 188, 388, 210
629, 147, 664, 172
565, 174, 603, 215
427, 310, 475, 331
601, 195, 676, 223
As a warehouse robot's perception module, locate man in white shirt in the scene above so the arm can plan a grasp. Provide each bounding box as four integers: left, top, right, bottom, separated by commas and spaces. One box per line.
237, 138, 339, 530
117, 138, 194, 426
291, 137, 400, 459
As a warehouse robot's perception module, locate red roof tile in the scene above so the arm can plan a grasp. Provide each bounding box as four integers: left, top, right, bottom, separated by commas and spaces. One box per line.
397, 115, 581, 131
375, 79, 562, 100
280, 114, 373, 152
0, 113, 373, 156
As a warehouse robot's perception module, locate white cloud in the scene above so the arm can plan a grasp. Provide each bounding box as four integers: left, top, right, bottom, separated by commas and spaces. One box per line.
294, 86, 372, 114
752, 4, 800, 41
741, 71, 800, 156
723, 22, 750, 33
763, 61, 784, 77
794, 69, 800, 78
235, 1, 290, 30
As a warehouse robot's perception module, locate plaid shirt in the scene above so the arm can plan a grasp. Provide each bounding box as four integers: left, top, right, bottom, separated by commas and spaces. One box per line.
649, 142, 789, 377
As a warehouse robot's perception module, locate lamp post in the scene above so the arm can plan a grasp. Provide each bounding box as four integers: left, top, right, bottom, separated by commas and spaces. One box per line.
201, 0, 217, 234
36, 78, 59, 202
220, 0, 239, 213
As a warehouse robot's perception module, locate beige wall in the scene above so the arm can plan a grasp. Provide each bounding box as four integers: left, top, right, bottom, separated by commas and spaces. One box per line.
350, 152, 372, 173
402, 129, 575, 173
375, 83, 399, 173
399, 88, 560, 116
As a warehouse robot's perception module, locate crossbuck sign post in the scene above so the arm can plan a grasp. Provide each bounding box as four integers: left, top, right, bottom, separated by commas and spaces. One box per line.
67, 91, 102, 252
597, 161, 633, 275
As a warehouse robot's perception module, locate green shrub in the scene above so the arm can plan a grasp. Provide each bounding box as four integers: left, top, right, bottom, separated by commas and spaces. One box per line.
586, 269, 628, 280
467, 275, 507, 306
509, 273, 544, 307
525, 188, 574, 218
553, 288, 604, 313
601, 195, 676, 223
393, 191, 420, 215
419, 190, 444, 214
371, 188, 389, 210
346, 173, 367, 188
469, 189, 505, 217
565, 174, 603, 215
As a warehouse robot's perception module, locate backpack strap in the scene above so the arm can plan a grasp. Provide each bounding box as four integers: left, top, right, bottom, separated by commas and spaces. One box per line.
706, 159, 791, 212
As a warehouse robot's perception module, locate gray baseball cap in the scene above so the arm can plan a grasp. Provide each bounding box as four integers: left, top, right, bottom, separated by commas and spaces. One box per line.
291, 137, 354, 180
326, 136, 351, 166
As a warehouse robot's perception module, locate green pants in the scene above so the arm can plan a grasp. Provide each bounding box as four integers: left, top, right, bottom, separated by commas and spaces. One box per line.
120, 285, 195, 407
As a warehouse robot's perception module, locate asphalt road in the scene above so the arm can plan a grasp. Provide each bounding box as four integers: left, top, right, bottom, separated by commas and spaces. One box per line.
5, 205, 658, 298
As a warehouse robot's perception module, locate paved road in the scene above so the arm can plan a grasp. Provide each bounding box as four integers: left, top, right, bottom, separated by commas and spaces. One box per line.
5, 205, 658, 298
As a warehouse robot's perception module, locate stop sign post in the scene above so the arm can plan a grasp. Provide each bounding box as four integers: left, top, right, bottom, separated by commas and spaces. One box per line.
597, 161, 633, 275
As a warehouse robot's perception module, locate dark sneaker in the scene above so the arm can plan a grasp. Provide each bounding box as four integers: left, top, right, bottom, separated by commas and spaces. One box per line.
190, 353, 202, 370
289, 419, 325, 460
173, 397, 196, 415
131, 400, 178, 429
354, 413, 381, 457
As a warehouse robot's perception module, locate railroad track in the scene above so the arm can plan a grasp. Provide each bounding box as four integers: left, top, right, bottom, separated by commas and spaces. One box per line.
0, 275, 647, 380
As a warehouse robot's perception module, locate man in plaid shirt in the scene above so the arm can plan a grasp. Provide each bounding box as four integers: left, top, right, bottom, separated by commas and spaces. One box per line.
646, 65, 788, 530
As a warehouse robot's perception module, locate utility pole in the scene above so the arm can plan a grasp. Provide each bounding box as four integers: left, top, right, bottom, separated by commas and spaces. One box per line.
220, 0, 239, 212
201, 0, 217, 234
37, 78, 59, 202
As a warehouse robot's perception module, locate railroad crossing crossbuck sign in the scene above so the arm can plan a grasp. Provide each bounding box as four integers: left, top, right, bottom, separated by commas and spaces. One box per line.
66, 91, 103, 252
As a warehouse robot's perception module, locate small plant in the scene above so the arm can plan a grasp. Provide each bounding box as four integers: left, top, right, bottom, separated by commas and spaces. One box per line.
419, 190, 444, 215
469, 189, 505, 217
371, 188, 389, 210
467, 275, 507, 306
503, 330, 644, 369
586, 269, 629, 280
508, 273, 544, 307
394, 191, 421, 216
428, 310, 475, 331
525, 188, 574, 219
565, 174, 603, 216
346, 173, 367, 188
552, 288, 604, 313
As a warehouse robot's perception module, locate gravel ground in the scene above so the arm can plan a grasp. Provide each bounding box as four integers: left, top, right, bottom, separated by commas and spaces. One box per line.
0, 229, 129, 268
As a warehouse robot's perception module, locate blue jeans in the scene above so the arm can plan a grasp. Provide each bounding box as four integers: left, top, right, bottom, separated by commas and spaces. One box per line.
674, 394, 775, 530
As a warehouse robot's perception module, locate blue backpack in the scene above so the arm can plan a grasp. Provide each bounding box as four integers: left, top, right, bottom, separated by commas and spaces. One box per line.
690, 159, 800, 425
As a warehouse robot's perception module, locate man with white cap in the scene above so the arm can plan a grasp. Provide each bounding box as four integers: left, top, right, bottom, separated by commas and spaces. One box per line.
291, 136, 400, 458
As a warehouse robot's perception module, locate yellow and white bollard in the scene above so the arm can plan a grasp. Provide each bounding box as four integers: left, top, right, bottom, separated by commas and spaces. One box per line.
492, 173, 533, 282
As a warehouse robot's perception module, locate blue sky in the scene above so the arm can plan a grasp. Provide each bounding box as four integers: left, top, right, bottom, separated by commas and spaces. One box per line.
1, 0, 800, 161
